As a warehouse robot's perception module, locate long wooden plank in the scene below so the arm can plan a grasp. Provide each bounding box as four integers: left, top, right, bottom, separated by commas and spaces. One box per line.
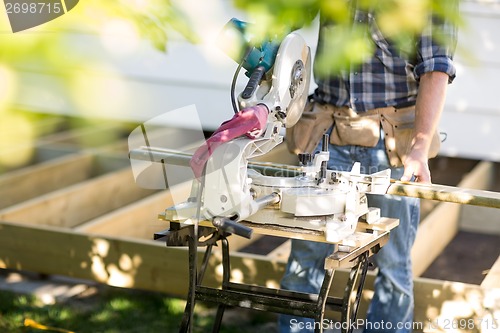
387, 180, 500, 209
131, 147, 500, 209
1, 220, 498, 332
0, 168, 155, 228
36, 122, 131, 148
74, 191, 176, 240
388, 160, 497, 208
0, 152, 94, 209
0, 145, 75, 174
0, 221, 193, 294
0, 221, 283, 296
76, 189, 263, 251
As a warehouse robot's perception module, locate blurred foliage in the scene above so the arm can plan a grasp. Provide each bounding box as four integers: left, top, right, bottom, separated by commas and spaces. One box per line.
232, 0, 461, 74
0, 0, 199, 77
0, 0, 199, 86
0, 0, 196, 99
0, 0, 198, 53
79, 0, 199, 52
0, 0, 461, 169
0, 0, 199, 169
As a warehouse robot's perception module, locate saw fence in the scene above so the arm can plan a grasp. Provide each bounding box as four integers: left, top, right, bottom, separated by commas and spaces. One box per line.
0, 114, 499, 332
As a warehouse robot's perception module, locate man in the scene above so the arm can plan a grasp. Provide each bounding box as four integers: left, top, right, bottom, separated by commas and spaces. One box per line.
280, 2, 458, 332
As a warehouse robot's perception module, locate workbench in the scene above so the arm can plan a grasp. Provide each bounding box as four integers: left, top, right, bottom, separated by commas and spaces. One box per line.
156, 213, 398, 333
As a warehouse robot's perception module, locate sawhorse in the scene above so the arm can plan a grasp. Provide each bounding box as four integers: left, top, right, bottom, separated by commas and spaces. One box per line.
155, 218, 398, 333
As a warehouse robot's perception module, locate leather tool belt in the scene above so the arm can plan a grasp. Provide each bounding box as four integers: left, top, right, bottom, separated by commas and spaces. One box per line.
286, 100, 440, 167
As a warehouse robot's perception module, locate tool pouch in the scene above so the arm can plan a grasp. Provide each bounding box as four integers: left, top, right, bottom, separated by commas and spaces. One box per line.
330, 107, 381, 147
286, 99, 334, 154
380, 106, 441, 167
287, 101, 441, 167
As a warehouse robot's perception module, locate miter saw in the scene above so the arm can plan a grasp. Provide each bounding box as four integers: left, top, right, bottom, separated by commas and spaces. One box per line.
126, 19, 500, 333
126, 19, 417, 333
161, 18, 392, 243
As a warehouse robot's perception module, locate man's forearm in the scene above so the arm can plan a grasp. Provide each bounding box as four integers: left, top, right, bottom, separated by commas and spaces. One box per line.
401, 71, 450, 183
413, 71, 449, 156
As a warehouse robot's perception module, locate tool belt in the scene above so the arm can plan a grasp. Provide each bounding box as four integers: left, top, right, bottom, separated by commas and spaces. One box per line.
286, 100, 441, 167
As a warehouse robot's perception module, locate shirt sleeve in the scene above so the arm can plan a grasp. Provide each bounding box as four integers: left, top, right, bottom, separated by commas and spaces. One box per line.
414, 2, 459, 83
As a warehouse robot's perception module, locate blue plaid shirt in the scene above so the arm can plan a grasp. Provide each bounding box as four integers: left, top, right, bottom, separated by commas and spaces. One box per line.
313, 8, 458, 112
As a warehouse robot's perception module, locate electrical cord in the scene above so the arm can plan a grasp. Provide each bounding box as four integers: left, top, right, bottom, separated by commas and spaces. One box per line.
231, 47, 253, 114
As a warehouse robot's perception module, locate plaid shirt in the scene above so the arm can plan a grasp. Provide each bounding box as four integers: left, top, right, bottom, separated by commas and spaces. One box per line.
313, 7, 458, 112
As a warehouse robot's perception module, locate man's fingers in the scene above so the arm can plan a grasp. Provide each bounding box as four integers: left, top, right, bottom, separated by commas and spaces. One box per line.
401, 167, 415, 182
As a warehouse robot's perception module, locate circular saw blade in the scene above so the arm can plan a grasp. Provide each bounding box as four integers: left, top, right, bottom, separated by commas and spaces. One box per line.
271, 32, 312, 128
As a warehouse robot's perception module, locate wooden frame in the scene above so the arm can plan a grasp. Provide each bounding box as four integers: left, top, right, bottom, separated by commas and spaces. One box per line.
0, 119, 499, 332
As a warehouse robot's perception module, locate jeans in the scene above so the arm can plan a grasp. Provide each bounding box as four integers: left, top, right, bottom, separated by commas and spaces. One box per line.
279, 136, 420, 333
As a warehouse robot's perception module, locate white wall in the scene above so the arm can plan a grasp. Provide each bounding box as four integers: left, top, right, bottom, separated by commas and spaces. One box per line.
439, 0, 500, 161
5, 0, 247, 130
4, 0, 500, 161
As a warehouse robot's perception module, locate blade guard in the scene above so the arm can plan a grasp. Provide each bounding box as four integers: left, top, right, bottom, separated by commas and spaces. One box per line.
238, 32, 312, 129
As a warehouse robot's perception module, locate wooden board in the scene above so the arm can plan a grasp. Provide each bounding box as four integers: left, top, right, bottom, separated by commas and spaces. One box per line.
0, 221, 284, 295
0, 153, 93, 209
0, 167, 155, 228
75, 190, 180, 240
1, 220, 499, 331
0, 109, 499, 332
36, 122, 132, 148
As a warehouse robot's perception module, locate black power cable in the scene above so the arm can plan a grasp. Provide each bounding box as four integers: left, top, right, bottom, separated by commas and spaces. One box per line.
230, 47, 253, 114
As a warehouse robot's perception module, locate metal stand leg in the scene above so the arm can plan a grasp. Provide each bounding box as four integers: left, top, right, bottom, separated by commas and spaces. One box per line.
179, 228, 218, 333
341, 251, 370, 333
211, 237, 230, 333
315, 268, 336, 333
313, 251, 369, 333
179, 233, 197, 333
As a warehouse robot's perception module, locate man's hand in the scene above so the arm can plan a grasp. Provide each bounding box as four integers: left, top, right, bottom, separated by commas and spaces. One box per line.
401, 149, 431, 183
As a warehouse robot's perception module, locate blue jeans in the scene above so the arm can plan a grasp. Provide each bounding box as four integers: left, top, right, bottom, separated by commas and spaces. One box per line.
279, 136, 420, 333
